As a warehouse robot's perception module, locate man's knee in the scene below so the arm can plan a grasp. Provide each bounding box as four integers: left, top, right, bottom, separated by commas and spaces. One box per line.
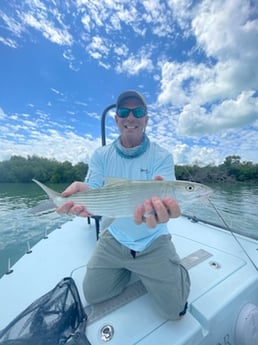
83, 268, 131, 304
83, 275, 100, 304
157, 300, 189, 320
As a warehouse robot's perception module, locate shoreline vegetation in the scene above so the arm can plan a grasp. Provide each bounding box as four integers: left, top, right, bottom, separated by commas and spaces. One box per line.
0, 155, 257, 184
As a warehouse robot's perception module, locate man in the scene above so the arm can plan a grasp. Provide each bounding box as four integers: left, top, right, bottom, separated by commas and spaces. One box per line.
58, 90, 190, 320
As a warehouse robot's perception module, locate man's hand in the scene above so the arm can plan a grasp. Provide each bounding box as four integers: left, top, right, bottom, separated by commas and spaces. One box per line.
134, 176, 181, 228
56, 181, 91, 217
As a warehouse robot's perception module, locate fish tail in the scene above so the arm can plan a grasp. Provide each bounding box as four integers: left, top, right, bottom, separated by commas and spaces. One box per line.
32, 179, 61, 204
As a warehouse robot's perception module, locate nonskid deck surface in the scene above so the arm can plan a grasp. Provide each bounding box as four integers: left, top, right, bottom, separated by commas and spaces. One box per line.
0, 216, 258, 345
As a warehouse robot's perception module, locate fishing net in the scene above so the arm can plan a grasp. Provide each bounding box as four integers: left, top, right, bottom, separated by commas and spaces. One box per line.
0, 277, 91, 345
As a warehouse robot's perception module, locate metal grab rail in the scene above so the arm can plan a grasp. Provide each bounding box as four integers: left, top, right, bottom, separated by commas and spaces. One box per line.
101, 103, 116, 146
90, 103, 116, 239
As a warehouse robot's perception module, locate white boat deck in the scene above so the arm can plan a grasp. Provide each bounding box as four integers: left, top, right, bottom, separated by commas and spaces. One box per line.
0, 216, 258, 344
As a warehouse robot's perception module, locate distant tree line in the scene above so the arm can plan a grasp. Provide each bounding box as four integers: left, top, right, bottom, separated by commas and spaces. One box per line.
0, 155, 257, 183
175, 155, 258, 183
0, 156, 88, 183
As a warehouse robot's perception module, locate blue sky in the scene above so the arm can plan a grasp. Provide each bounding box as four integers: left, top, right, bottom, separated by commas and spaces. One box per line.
0, 0, 257, 166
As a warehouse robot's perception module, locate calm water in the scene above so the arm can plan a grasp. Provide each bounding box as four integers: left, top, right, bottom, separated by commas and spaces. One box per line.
0, 183, 71, 278
0, 182, 257, 278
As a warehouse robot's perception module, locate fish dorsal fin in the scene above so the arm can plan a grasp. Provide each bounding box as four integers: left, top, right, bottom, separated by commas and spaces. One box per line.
104, 177, 129, 186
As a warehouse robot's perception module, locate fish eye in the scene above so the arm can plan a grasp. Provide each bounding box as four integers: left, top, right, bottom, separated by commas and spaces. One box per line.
185, 184, 195, 192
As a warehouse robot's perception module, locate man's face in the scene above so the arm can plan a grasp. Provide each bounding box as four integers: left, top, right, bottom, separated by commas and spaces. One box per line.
115, 98, 148, 147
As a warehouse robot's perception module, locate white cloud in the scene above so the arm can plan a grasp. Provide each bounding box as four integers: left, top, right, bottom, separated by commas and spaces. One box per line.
211, 91, 258, 128
113, 44, 129, 57
157, 0, 258, 142
142, 0, 175, 37
167, 0, 193, 29
173, 143, 220, 166
0, 108, 6, 120
0, 1, 73, 47
0, 36, 18, 48
158, 54, 257, 110
81, 14, 91, 32
177, 91, 258, 136
0, 105, 99, 164
51, 88, 62, 95
22, 13, 73, 45
87, 35, 111, 59
0, 130, 100, 164
157, 61, 205, 106
0, 10, 25, 37
63, 49, 82, 71
116, 53, 154, 75
192, 0, 255, 59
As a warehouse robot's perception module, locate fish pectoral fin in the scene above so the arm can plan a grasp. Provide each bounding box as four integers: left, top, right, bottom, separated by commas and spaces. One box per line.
100, 217, 115, 230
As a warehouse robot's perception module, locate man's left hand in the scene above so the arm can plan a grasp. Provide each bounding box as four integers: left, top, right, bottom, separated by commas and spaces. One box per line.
134, 176, 181, 228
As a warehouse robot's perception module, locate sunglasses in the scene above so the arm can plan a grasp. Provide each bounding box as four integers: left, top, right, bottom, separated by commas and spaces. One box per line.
117, 107, 147, 118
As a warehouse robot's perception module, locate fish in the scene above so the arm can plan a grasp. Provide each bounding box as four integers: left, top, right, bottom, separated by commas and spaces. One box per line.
30, 178, 213, 220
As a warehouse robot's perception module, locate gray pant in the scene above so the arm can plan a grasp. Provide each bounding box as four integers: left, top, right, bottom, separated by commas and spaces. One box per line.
83, 230, 190, 320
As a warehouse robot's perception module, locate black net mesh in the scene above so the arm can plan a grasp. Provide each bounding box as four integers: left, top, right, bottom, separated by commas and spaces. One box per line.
0, 277, 91, 345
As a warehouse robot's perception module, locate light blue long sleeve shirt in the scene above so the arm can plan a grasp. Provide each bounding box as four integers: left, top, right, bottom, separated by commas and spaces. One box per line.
85, 140, 176, 251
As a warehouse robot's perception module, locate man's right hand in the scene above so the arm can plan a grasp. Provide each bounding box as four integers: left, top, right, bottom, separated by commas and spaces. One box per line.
57, 181, 91, 217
